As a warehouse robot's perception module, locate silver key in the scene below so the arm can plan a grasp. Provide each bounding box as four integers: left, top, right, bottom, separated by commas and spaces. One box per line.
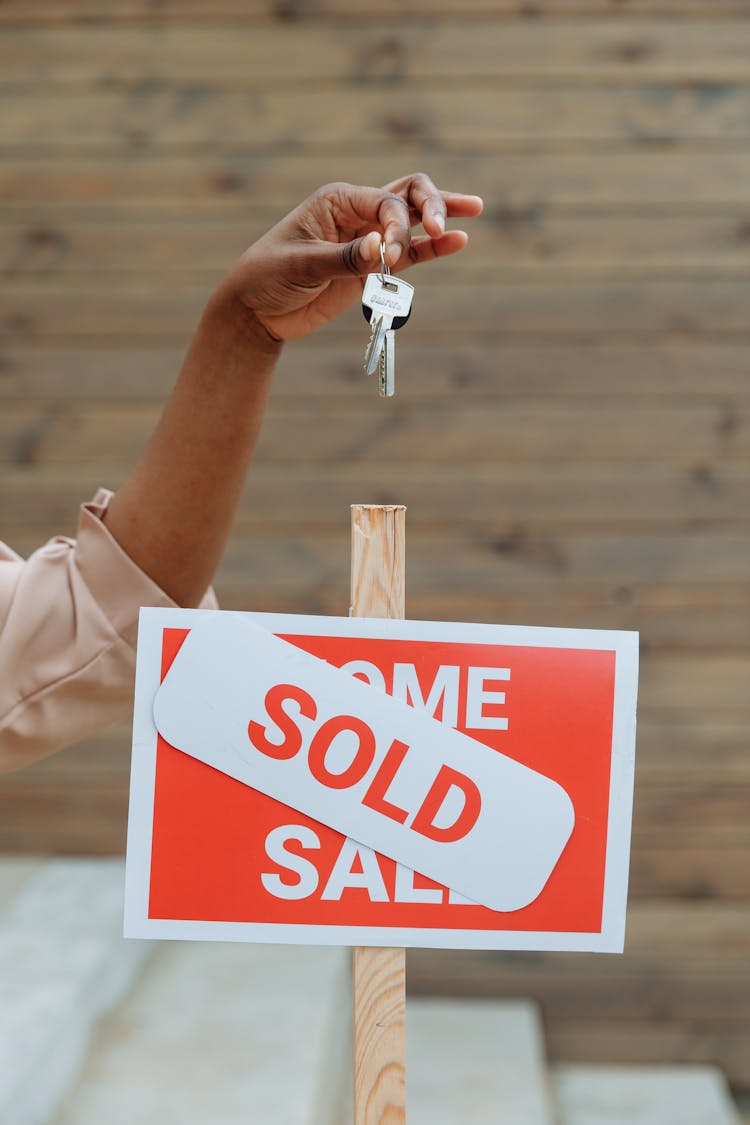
379, 328, 395, 397
365, 314, 388, 376
363, 314, 384, 373
362, 273, 413, 376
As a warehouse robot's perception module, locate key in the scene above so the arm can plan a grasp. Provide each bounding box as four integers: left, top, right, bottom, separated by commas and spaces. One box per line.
365, 314, 387, 376
364, 312, 386, 373
363, 313, 387, 376
379, 328, 396, 397
361, 272, 414, 376
362, 302, 411, 333
362, 239, 413, 332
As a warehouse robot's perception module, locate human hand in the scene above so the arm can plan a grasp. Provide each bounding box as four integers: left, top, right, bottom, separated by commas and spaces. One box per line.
217, 173, 483, 343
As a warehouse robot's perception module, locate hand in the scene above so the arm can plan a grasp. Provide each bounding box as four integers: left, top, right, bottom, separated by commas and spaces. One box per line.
217, 173, 483, 343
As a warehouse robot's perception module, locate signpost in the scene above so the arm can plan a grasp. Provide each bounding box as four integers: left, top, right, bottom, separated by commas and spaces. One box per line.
124, 505, 638, 1123
349, 504, 407, 1125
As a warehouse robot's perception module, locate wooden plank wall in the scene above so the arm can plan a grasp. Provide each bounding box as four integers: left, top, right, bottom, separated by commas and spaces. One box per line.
0, 0, 748, 1093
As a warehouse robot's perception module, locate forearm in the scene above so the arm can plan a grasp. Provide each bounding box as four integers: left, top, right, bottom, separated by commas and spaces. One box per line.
104, 287, 282, 607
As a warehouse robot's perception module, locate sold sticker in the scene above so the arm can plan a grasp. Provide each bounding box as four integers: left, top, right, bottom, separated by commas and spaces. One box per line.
124, 609, 638, 952
153, 615, 575, 913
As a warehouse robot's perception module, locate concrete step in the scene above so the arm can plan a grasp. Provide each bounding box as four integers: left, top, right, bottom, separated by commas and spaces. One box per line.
406, 998, 554, 1125
53, 941, 350, 1125
0, 858, 152, 1125
0, 858, 555, 1125
7, 856, 740, 1125
0, 858, 44, 912
554, 1064, 742, 1125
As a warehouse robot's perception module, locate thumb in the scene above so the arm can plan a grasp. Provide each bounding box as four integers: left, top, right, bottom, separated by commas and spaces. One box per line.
303, 230, 382, 283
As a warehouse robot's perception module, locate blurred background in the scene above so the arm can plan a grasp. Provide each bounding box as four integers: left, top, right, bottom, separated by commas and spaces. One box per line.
0, 0, 748, 1121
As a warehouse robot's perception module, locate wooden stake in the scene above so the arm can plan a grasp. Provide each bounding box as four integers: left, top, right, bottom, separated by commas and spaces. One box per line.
350, 504, 407, 1125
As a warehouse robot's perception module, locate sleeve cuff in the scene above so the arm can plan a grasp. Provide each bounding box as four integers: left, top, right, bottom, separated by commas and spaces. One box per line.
74, 488, 218, 647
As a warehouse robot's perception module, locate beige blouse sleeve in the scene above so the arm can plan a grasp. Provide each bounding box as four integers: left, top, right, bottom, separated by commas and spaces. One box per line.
0, 488, 217, 773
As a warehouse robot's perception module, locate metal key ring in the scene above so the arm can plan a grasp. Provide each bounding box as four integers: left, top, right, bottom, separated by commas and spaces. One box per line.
378, 239, 391, 284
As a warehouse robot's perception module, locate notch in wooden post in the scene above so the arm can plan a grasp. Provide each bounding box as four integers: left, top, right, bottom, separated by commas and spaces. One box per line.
350, 503, 407, 1125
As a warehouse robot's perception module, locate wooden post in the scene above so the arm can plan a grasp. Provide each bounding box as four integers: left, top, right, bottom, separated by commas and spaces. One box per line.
350, 504, 407, 1125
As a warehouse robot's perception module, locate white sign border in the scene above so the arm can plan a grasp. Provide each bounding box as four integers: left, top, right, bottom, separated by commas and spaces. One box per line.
124, 608, 638, 953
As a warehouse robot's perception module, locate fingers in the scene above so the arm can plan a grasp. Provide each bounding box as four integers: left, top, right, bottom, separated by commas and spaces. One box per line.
376, 192, 413, 266
316, 178, 481, 268
307, 228, 468, 282
392, 229, 469, 271
299, 231, 469, 295
372, 178, 482, 264
382, 173, 484, 238
440, 190, 485, 218
315, 183, 411, 267
294, 179, 480, 283
292, 229, 382, 285
384, 172, 446, 239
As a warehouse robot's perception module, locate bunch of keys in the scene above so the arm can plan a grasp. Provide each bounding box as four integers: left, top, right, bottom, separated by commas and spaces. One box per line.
361, 242, 414, 397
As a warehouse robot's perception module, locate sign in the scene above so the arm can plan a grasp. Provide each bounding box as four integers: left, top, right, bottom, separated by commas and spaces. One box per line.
125, 609, 638, 952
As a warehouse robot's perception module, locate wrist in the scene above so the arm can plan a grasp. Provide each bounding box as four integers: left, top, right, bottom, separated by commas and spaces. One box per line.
204, 280, 284, 359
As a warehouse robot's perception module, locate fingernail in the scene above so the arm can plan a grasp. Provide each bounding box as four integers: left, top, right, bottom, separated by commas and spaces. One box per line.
362, 232, 378, 261
435, 213, 445, 234
387, 242, 402, 266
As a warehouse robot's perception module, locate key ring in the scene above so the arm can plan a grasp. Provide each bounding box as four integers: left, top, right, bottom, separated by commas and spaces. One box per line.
378, 239, 391, 285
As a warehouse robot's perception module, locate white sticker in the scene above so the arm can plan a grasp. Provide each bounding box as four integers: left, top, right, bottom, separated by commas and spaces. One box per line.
153, 615, 575, 912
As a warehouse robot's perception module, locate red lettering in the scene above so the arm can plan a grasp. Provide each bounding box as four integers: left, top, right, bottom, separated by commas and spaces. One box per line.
248, 683, 317, 760
411, 765, 482, 843
362, 739, 409, 824
308, 715, 376, 789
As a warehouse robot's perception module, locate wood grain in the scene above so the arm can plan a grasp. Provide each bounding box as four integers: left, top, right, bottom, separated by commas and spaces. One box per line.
350, 505, 406, 1125
1, 1, 749, 25
3, 88, 750, 151
2, 3, 749, 1095
3, 465, 747, 529
3, 342, 750, 402
2, 23, 750, 86
5, 280, 750, 342
5, 153, 750, 209
353, 946, 407, 1125
350, 505, 406, 622
6, 213, 750, 279
2, 401, 747, 467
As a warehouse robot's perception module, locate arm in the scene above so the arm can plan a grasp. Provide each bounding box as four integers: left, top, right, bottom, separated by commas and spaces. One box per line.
103, 175, 483, 607
0, 175, 482, 769
102, 294, 280, 609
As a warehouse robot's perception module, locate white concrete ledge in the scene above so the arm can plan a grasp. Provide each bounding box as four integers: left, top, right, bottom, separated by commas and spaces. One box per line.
54, 941, 350, 1125
0, 859, 152, 1125
407, 997, 554, 1125
554, 1064, 741, 1125
0, 859, 44, 912
4, 857, 739, 1125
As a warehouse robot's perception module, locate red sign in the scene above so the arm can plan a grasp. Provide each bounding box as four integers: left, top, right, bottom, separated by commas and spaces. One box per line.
125, 611, 638, 952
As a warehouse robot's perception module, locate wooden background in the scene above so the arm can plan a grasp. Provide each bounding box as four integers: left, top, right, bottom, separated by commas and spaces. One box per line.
0, 0, 748, 1096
